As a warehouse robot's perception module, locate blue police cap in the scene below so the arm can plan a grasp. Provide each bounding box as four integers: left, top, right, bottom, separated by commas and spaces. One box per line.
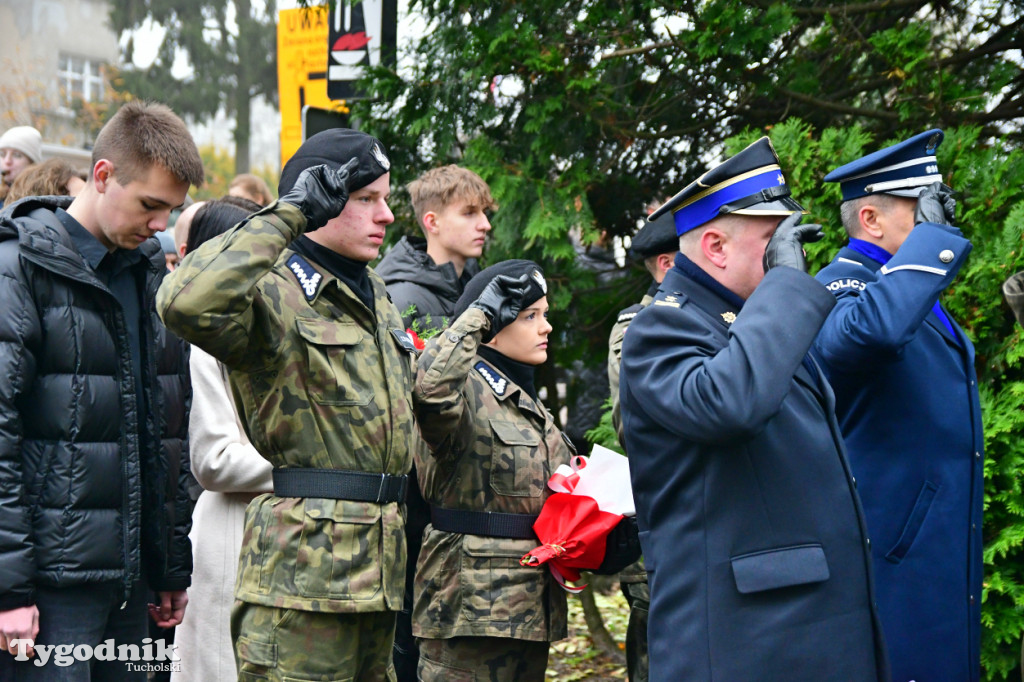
648, 137, 805, 236
825, 129, 944, 201
629, 211, 678, 260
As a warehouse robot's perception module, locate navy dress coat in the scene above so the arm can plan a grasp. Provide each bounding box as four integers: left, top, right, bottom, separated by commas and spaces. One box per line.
812, 222, 983, 682
620, 261, 888, 682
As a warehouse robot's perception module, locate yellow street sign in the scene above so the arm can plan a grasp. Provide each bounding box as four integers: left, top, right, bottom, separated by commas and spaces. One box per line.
277, 7, 347, 166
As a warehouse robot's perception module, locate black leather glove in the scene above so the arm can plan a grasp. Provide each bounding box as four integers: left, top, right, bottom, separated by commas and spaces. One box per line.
592, 516, 641, 576
762, 213, 825, 273
279, 158, 358, 232
470, 274, 529, 341
914, 182, 956, 227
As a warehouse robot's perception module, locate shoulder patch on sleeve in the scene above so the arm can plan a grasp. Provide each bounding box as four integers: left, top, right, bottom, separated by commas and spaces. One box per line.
474, 361, 508, 396
824, 277, 868, 293
287, 253, 323, 301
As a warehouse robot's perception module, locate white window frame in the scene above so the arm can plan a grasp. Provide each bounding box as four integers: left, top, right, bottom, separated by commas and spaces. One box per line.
57, 53, 106, 108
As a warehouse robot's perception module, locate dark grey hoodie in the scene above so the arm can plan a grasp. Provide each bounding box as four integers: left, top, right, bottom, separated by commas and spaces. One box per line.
375, 235, 480, 332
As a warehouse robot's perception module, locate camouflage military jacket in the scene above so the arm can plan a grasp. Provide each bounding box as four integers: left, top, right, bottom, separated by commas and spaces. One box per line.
412, 307, 569, 642
157, 201, 415, 613
607, 293, 654, 584
608, 293, 655, 440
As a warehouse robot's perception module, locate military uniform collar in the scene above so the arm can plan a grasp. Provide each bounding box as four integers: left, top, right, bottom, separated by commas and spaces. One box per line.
660, 258, 742, 328
284, 247, 390, 329
473, 358, 517, 400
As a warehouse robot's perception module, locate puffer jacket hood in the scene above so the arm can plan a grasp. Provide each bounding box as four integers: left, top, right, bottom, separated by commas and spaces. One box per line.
375, 235, 480, 332
0, 196, 192, 609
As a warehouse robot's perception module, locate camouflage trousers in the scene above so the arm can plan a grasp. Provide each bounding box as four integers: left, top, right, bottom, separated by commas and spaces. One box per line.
231, 601, 397, 682
621, 580, 650, 682
417, 637, 548, 682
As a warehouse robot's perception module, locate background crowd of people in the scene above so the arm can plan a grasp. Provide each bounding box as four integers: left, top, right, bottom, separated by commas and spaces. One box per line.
0, 100, 1021, 682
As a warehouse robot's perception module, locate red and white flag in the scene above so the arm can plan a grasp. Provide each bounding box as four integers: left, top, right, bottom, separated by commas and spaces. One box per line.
520, 445, 635, 592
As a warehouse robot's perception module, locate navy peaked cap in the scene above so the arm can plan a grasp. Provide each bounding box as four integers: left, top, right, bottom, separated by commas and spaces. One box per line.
649, 137, 805, 235
825, 129, 944, 201
629, 211, 678, 260
279, 128, 390, 197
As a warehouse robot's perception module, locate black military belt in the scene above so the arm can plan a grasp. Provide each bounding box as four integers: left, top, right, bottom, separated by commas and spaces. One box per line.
273, 468, 408, 504
429, 505, 538, 540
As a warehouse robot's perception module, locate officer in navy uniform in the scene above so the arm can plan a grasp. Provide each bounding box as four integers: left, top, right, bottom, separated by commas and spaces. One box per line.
619, 137, 888, 682
812, 130, 983, 682
606, 211, 677, 682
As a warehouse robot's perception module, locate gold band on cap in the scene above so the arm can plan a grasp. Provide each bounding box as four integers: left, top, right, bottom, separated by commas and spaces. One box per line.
674, 164, 783, 213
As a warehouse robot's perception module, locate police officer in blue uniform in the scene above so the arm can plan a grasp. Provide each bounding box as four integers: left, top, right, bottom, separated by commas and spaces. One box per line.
812, 130, 983, 682
619, 137, 888, 682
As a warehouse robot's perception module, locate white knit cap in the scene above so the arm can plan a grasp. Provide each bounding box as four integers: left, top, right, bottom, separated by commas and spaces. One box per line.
0, 126, 43, 163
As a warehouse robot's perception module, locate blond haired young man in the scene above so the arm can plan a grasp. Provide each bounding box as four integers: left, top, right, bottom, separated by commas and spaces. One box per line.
377, 164, 496, 333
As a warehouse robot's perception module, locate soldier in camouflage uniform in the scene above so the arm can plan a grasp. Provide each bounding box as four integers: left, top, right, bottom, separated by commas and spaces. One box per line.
157, 130, 417, 682
412, 260, 570, 682
606, 211, 678, 682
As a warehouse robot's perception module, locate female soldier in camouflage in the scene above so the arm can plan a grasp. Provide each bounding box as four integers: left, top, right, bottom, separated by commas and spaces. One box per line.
411, 260, 571, 681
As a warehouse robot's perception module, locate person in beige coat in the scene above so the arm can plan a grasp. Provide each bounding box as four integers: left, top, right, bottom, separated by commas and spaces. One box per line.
170, 198, 272, 682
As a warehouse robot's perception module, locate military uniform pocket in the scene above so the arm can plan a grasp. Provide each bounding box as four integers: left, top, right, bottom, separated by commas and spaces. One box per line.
459, 535, 543, 626
885, 480, 939, 564
489, 420, 542, 497
295, 317, 373, 406
294, 498, 383, 600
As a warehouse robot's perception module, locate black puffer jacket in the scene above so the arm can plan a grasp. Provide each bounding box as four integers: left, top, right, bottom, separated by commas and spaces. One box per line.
376, 236, 479, 333
0, 196, 192, 610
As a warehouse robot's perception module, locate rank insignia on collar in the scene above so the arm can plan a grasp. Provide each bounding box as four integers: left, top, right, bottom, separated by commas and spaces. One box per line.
474, 361, 508, 396
287, 254, 323, 301
721, 311, 737, 324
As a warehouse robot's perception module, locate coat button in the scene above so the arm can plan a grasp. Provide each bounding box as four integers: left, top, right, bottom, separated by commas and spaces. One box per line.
939, 249, 955, 263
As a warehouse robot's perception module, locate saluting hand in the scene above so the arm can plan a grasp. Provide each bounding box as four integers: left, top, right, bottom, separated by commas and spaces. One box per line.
470, 274, 530, 341
914, 182, 957, 227
279, 158, 359, 232
762, 213, 825, 274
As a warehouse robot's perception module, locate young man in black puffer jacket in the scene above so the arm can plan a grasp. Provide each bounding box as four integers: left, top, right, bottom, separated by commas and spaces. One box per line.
0, 101, 204, 681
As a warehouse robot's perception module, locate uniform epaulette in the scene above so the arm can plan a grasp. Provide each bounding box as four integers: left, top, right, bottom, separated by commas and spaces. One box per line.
616, 303, 644, 324
653, 292, 686, 308
287, 253, 323, 301
474, 361, 508, 396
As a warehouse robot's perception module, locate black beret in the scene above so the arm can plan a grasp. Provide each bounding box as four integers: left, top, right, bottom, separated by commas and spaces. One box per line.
278, 128, 391, 196
629, 211, 678, 260
453, 259, 548, 321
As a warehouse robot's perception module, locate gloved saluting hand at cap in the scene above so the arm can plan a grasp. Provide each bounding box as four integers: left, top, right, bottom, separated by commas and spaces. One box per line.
762, 213, 825, 273
914, 182, 957, 228
279, 159, 358, 232
454, 259, 549, 343
470, 274, 530, 342
276, 127, 393, 232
